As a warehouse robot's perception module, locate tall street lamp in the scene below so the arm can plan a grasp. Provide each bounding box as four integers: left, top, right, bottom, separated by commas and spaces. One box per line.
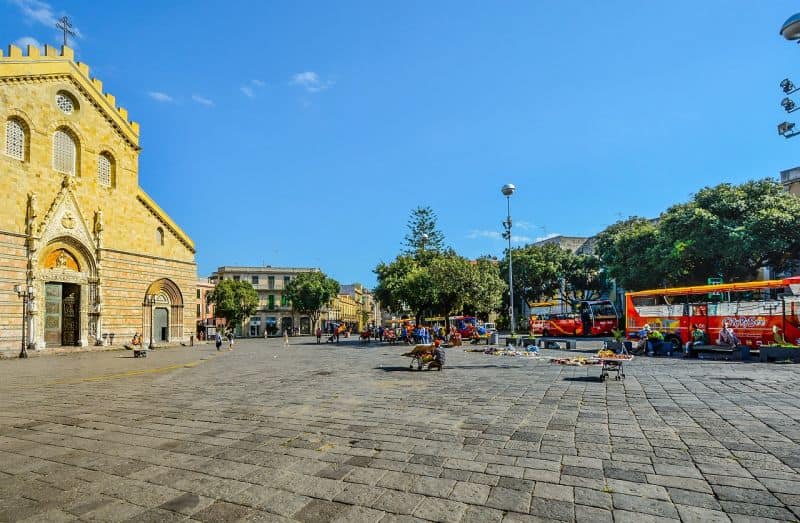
778, 13, 800, 138
14, 284, 35, 358
501, 183, 516, 335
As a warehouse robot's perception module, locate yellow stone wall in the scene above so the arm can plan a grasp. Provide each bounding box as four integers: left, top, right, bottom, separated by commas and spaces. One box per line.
0, 44, 197, 354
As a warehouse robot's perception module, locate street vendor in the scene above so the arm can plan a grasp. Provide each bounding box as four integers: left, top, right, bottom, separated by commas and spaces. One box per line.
432, 340, 446, 368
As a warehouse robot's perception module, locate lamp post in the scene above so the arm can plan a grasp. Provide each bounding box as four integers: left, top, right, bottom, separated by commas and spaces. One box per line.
14, 284, 34, 358
778, 14, 800, 138
146, 295, 155, 350
501, 183, 516, 335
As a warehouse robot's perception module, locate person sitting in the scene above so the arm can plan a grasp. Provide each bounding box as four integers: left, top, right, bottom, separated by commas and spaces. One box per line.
647, 327, 665, 356
717, 320, 739, 348
684, 324, 706, 357
632, 324, 651, 355
131, 333, 141, 346
430, 340, 445, 370
470, 330, 482, 344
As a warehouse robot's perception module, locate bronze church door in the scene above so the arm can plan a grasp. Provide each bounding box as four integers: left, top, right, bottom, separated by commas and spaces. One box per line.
44, 282, 80, 346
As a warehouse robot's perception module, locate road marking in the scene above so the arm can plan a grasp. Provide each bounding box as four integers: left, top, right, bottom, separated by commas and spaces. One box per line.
49, 353, 221, 384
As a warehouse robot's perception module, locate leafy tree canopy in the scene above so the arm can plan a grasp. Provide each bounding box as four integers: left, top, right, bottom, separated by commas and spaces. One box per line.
284, 271, 340, 326
500, 243, 606, 312
208, 279, 259, 328
596, 179, 800, 290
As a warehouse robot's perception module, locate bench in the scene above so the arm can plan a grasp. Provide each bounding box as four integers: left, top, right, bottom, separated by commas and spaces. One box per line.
537, 338, 576, 350
133, 348, 148, 358
686, 344, 753, 360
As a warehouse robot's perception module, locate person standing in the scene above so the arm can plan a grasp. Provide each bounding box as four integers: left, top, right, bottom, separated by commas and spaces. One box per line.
228, 331, 235, 351
215, 332, 222, 351
316, 327, 322, 344
283, 330, 290, 347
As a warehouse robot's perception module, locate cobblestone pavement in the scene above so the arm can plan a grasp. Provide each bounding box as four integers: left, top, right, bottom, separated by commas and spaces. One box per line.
1, 338, 799, 522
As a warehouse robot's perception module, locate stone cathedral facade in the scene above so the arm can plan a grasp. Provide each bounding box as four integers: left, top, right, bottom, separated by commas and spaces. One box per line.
0, 44, 196, 356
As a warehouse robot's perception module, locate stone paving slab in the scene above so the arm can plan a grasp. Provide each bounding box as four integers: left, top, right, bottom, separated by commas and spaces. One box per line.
0, 338, 799, 521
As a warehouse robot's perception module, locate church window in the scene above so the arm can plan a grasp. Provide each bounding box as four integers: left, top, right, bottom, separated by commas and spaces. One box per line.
97, 152, 113, 187
156, 227, 164, 246
5, 118, 26, 161
53, 129, 77, 175
55, 92, 76, 114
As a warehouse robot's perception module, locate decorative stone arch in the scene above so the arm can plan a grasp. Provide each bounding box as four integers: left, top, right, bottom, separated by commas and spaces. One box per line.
142, 278, 184, 345
33, 236, 99, 348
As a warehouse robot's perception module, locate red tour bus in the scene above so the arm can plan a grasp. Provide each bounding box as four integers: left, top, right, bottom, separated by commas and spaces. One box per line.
529, 299, 620, 336
625, 277, 800, 350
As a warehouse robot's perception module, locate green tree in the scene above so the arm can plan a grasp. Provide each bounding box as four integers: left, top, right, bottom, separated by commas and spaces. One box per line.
658, 179, 800, 284
403, 206, 446, 257
284, 271, 340, 331
595, 217, 663, 291
374, 255, 437, 325
596, 179, 800, 290
463, 256, 506, 320
560, 253, 606, 310
500, 243, 566, 306
427, 253, 475, 327
208, 279, 259, 332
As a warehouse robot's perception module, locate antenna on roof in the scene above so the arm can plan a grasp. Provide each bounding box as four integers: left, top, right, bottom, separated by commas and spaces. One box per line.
56, 16, 76, 47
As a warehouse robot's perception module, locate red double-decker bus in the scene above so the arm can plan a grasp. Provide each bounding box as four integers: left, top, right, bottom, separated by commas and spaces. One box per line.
625, 277, 800, 350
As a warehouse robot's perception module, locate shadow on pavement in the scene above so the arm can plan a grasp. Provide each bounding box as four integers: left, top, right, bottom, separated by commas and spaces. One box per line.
562, 375, 603, 382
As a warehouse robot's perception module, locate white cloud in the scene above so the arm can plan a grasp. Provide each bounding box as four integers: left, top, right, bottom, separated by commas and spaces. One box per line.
251, 79, 266, 87
467, 230, 502, 240
11, 0, 83, 39
148, 91, 173, 103
467, 229, 533, 244
14, 36, 42, 49
191, 94, 214, 106
239, 86, 254, 98
11, 0, 56, 26
290, 71, 334, 93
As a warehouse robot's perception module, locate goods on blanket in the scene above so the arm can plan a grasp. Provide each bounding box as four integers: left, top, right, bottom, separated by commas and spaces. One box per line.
596, 349, 633, 361
550, 356, 597, 366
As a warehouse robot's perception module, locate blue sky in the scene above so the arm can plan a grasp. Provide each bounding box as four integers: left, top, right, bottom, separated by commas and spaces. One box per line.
3, 1, 799, 287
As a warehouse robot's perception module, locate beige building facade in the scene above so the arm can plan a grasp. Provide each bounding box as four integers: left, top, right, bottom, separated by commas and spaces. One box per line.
210, 266, 318, 336
0, 44, 196, 356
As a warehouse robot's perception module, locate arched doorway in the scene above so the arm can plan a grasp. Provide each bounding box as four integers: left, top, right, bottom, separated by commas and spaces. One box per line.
35, 239, 98, 348
143, 279, 184, 346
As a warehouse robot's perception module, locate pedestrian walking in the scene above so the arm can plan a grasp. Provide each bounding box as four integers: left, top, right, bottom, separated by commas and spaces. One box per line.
228, 331, 235, 350
215, 332, 222, 351
283, 330, 290, 347
316, 327, 322, 344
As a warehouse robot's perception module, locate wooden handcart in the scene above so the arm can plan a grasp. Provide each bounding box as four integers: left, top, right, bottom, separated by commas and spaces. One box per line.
402, 344, 442, 371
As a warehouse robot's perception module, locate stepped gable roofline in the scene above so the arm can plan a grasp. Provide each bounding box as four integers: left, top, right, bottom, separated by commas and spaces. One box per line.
0, 44, 140, 149
136, 188, 195, 253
